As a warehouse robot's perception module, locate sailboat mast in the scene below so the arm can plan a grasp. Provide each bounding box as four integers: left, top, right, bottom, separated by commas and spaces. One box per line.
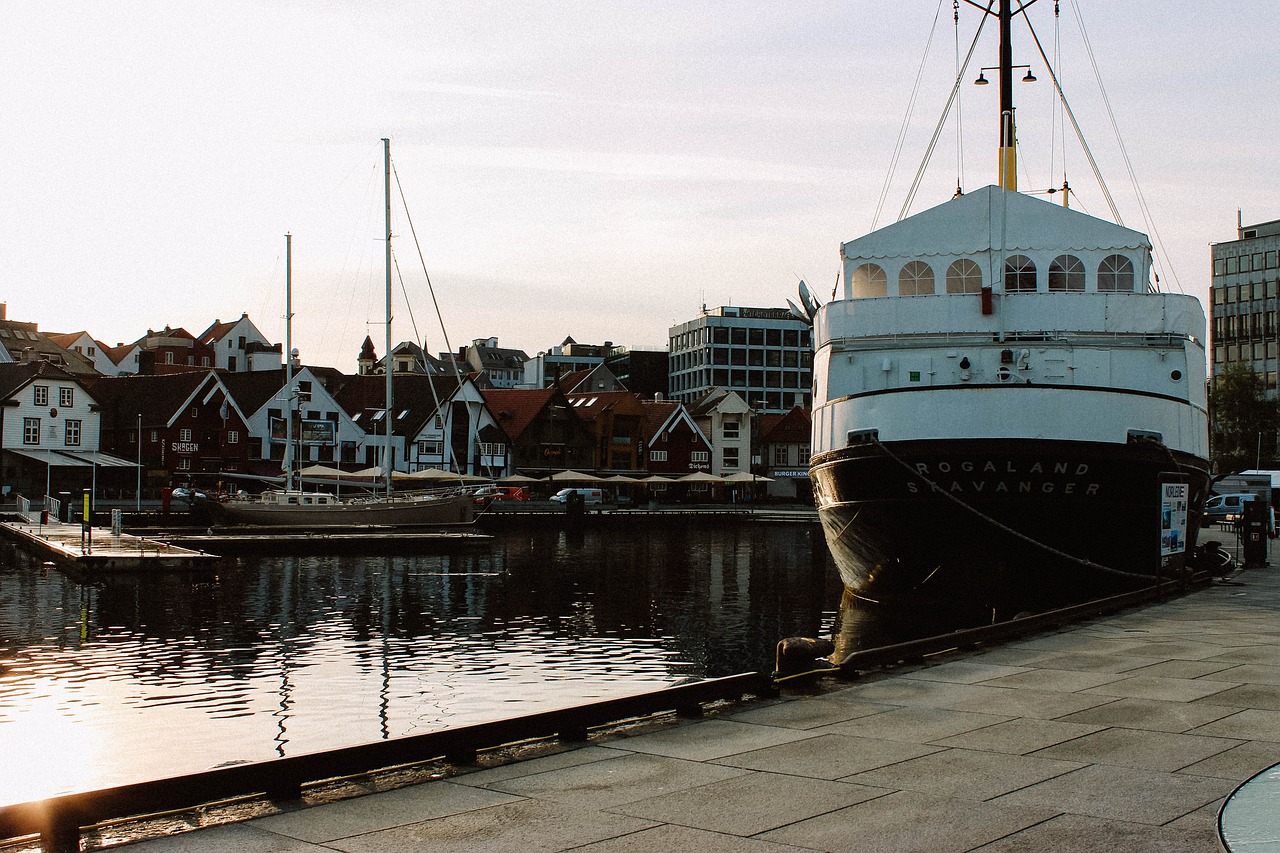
284, 232, 295, 492
383, 138, 394, 497
997, 0, 1016, 191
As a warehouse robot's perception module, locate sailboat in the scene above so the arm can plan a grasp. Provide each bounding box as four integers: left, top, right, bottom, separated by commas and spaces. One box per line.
209, 139, 477, 528
807, 1, 1209, 613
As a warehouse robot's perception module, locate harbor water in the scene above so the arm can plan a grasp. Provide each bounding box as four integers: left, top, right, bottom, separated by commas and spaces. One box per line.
0, 518, 843, 802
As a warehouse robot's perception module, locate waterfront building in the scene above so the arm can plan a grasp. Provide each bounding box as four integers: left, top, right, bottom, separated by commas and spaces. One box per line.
358, 338, 459, 377
522, 337, 613, 388
90, 371, 249, 490
686, 387, 752, 476
197, 313, 282, 373
758, 406, 813, 501
667, 305, 812, 414
480, 387, 594, 477
1210, 215, 1280, 395
0, 306, 96, 376
0, 362, 119, 501
557, 364, 626, 395
453, 337, 529, 389
566, 391, 646, 471
640, 399, 714, 480
604, 347, 669, 400
129, 326, 216, 374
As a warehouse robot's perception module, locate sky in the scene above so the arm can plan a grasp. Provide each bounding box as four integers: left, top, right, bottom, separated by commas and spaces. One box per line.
3, 1, 1278, 372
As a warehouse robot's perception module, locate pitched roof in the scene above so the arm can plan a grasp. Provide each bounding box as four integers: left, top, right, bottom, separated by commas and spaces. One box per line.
197, 318, 238, 345
760, 406, 811, 443
0, 361, 81, 399
480, 387, 557, 441
82, 371, 213, 426
218, 369, 290, 415
332, 373, 461, 437
842, 184, 1150, 261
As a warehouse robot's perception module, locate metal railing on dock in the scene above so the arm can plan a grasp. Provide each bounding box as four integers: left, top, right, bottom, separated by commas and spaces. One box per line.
0, 672, 770, 852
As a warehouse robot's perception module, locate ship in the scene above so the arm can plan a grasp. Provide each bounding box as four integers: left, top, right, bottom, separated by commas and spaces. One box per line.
806, 0, 1210, 613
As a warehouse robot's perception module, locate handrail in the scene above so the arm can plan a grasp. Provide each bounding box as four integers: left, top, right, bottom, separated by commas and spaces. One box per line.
44, 496, 62, 524
15, 495, 33, 524
0, 672, 770, 852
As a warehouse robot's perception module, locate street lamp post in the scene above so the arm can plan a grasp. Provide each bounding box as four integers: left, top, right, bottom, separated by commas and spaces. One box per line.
136, 412, 142, 511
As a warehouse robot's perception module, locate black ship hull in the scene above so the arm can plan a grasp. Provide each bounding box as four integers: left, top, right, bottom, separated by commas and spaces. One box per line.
810, 438, 1210, 615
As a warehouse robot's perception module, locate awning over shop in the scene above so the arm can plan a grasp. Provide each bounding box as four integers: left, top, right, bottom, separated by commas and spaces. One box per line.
8, 448, 92, 467
58, 451, 140, 468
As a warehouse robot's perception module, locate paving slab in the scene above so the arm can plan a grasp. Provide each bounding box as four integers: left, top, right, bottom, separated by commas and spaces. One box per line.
453, 745, 622, 786
100, 823, 333, 853
477, 752, 748, 810
1121, 639, 1256, 660
978, 667, 1127, 693
846, 747, 1083, 801
931, 717, 1105, 754
973, 812, 1209, 853
1188, 707, 1280, 740
1029, 726, 1243, 772
815, 706, 1011, 744
605, 718, 817, 761
1022, 650, 1164, 673
1206, 646, 1280, 666
1056, 696, 1242, 733
608, 770, 887, 836
895, 660, 1032, 684
712, 733, 942, 780
1192, 682, 1280, 711
245, 780, 521, 843
573, 823, 814, 852
724, 696, 893, 729
758, 789, 1056, 853
1122, 658, 1243, 679
1081, 673, 1240, 703
323, 799, 655, 853
991, 763, 1234, 825
1200, 662, 1280, 686
1177, 739, 1280, 781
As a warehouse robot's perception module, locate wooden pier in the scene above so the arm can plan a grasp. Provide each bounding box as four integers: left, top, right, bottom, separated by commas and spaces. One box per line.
0, 519, 218, 570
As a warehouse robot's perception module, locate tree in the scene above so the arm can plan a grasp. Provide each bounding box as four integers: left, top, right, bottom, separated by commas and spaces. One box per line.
1209, 362, 1280, 474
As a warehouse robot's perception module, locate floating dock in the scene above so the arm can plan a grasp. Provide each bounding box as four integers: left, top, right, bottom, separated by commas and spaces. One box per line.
161, 528, 491, 555
0, 519, 218, 570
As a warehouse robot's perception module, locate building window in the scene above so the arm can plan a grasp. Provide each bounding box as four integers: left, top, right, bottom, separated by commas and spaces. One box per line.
799, 445, 811, 464
23, 418, 40, 445
1004, 255, 1037, 292
33, 385, 49, 406
691, 451, 709, 463
649, 450, 668, 462
151, 430, 158, 442
897, 260, 935, 295
418, 440, 442, 455
164, 352, 174, 364
945, 258, 983, 294
1214, 258, 1226, 276
180, 428, 192, 441
59, 387, 74, 407
177, 457, 192, 471
723, 420, 740, 439
1047, 254, 1085, 292
64, 420, 81, 447
1098, 254, 1135, 292
773, 445, 789, 465
851, 263, 888, 298
227, 431, 240, 444
723, 447, 740, 469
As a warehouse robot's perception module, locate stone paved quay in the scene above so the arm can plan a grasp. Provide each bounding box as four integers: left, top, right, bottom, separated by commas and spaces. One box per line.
110, 550, 1279, 852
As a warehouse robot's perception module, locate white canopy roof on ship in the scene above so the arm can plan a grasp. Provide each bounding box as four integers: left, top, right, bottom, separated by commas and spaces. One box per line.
841, 185, 1150, 262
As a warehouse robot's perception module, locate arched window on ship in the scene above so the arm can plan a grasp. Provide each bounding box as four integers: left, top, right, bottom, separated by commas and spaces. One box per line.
898, 260, 935, 295
1098, 254, 1135, 292
1004, 254, 1037, 292
852, 263, 888, 298
1048, 254, 1085, 292
945, 258, 983, 294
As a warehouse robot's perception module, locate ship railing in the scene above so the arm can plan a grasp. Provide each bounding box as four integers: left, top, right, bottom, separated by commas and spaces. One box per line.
0, 672, 770, 853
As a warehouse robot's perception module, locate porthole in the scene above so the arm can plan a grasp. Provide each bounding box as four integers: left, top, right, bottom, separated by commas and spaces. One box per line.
1171, 370, 1182, 381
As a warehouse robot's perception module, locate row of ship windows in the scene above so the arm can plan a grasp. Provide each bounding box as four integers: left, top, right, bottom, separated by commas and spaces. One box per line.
1214, 250, 1279, 277
1213, 280, 1279, 304
849, 254, 1137, 298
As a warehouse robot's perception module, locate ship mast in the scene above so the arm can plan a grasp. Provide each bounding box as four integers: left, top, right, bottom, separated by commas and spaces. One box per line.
383, 138, 394, 498
284, 232, 295, 492
997, 0, 1016, 191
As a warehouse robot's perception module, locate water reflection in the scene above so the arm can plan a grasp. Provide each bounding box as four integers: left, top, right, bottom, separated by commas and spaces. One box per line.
0, 520, 840, 795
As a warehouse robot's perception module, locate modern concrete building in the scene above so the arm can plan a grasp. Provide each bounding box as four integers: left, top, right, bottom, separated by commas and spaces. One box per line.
1210, 215, 1280, 395
667, 306, 812, 414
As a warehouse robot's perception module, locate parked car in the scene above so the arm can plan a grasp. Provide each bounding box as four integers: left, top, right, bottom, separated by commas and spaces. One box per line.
1204, 493, 1258, 522
550, 487, 603, 506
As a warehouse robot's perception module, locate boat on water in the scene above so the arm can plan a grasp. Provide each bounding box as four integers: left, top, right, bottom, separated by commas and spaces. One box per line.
208, 139, 476, 528
806, 1, 1209, 611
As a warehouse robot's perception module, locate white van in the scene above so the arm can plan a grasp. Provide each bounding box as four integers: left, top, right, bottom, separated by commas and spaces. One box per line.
550, 487, 604, 506
1204, 493, 1257, 522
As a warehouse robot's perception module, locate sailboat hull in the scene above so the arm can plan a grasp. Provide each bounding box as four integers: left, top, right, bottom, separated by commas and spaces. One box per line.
205, 493, 475, 527
810, 437, 1209, 613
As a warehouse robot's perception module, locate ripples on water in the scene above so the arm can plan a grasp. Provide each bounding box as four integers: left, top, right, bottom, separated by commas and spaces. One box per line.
0, 519, 840, 798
